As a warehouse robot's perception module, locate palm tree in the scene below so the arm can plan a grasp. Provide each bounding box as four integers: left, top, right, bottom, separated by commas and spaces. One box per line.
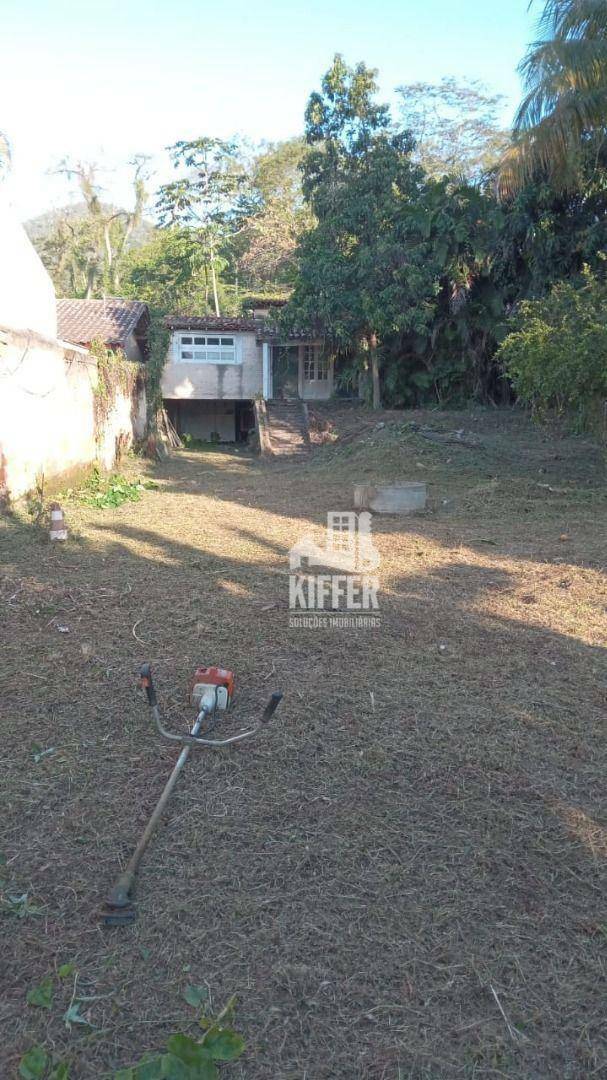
499, 0, 607, 196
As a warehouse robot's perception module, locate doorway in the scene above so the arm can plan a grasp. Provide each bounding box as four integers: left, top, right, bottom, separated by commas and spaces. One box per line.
271, 345, 299, 399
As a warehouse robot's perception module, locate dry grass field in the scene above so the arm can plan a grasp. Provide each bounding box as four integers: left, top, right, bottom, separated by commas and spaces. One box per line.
1, 405, 606, 1078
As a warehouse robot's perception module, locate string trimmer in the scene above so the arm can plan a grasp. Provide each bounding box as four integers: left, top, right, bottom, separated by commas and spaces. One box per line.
101, 663, 282, 925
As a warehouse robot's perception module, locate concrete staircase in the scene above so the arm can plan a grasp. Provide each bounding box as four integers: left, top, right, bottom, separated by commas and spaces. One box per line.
263, 399, 310, 456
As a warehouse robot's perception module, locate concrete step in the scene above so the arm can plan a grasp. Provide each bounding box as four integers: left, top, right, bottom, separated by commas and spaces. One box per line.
265, 400, 310, 456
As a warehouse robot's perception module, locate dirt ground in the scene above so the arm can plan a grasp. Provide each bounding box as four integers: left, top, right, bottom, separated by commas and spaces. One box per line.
1, 405, 606, 1079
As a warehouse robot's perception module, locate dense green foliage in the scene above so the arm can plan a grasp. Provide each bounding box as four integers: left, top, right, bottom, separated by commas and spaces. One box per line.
284, 58, 514, 405
498, 266, 607, 427
285, 48, 607, 414
31, 1, 607, 423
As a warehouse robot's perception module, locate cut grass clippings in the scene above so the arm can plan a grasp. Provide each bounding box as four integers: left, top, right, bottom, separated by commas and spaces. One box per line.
0, 405, 606, 1078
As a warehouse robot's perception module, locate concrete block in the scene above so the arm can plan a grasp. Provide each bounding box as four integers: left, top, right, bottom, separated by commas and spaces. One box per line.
353, 481, 427, 514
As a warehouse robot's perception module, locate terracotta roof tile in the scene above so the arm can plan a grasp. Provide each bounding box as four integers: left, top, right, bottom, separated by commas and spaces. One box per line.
57, 298, 149, 349
166, 313, 321, 344
165, 315, 261, 333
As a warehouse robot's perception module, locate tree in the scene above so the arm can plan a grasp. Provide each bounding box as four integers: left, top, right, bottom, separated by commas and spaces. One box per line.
236, 139, 312, 288
120, 227, 210, 313
32, 158, 150, 298
286, 55, 427, 407
497, 264, 607, 429
499, 0, 607, 194
156, 138, 247, 315
397, 78, 509, 182
389, 179, 509, 404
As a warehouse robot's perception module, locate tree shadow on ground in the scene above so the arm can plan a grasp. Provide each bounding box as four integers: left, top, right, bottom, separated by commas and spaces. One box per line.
1, 445, 606, 1078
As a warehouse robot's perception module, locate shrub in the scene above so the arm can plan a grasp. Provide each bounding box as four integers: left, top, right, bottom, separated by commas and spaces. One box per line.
498, 266, 607, 431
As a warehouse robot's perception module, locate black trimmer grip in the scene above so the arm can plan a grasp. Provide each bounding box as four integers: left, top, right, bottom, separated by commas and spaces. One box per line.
261, 692, 283, 723
139, 663, 157, 707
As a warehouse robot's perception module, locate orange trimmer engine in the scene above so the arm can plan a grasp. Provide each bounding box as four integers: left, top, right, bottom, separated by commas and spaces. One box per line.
189, 666, 235, 712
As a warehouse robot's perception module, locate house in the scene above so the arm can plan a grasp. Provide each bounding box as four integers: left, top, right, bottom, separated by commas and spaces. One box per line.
161, 310, 333, 446
56, 298, 150, 361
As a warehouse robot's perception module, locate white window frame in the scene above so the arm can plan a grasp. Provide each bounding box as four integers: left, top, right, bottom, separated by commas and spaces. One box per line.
174, 333, 241, 365
303, 344, 328, 381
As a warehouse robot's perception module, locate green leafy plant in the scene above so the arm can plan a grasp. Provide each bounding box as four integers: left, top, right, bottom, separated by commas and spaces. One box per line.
63, 466, 158, 509
19, 1046, 48, 1080
180, 434, 219, 451
498, 264, 607, 431
115, 996, 244, 1079
31, 743, 56, 764
1, 891, 43, 918
18, 1047, 69, 1080
26, 976, 54, 1010
183, 985, 209, 1009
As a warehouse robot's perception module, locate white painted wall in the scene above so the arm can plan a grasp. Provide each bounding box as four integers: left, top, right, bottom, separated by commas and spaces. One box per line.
0, 326, 146, 500
0, 191, 57, 338
162, 332, 263, 400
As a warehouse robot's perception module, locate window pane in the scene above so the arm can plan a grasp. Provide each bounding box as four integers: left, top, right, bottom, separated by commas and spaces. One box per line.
221, 337, 234, 345
207, 337, 220, 346
181, 336, 192, 345
194, 337, 205, 345
220, 349, 234, 361
181, 350, 193, 359
193, 351, 205, 360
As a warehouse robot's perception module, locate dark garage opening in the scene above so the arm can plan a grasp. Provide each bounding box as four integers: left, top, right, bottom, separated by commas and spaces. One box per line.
164, 400, 255, 444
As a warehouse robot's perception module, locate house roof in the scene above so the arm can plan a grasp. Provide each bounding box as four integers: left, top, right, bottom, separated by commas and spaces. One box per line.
167, 313, 320, 343
166, 315, 261, 333
57, 298, 150, 352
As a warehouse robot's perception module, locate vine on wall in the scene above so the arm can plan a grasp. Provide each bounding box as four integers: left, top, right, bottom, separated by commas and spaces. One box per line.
143, 309, 170, 419
89, 338, 143, 443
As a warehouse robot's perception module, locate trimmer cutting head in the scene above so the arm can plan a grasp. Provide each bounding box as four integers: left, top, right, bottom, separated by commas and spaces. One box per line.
101, 869, 137, 925
101, 901, 137, 926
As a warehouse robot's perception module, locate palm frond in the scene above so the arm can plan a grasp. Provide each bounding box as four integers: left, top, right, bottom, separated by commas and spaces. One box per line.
499, 0, 607, 196
536, 0, 607, 40
516, 40, 607, 129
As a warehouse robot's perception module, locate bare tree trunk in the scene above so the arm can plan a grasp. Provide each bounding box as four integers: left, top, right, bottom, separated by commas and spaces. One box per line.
103, 223, 113, 290
369, 332, 381, 410
210, 256, 220, 317
85, 264, 96, 300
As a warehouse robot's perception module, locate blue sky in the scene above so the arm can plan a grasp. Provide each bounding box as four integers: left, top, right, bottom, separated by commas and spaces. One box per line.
2, 0, 539, 220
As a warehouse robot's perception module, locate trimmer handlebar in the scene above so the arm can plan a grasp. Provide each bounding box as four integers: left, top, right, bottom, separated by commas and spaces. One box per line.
138, 663, 282, 748
139, 664, 157, 707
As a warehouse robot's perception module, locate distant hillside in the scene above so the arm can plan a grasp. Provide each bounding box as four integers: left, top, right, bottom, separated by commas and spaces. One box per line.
25, 203, 155, 250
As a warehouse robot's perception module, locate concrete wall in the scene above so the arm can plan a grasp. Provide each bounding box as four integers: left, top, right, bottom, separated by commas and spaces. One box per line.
0, 191, 58, 338
0, 325, 147, 500
162, 331, 263, 400
162, 331, 334, 402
